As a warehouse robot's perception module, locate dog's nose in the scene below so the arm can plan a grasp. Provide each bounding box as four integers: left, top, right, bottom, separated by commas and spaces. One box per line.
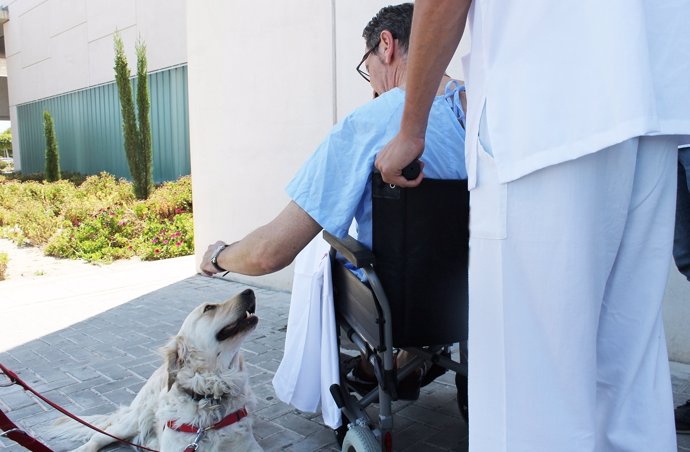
241, 288, 254, 297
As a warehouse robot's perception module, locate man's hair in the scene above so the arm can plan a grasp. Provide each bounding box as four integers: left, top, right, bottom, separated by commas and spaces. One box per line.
362, 3, 414, 52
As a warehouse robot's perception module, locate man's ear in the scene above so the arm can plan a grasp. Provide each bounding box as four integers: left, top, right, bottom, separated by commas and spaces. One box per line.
163, 336, 187, 391
379, 30, 396, 64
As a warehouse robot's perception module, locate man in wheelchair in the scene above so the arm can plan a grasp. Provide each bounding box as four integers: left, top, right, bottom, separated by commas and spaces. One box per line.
200, 3, 468, 444
200, 3, 466, 279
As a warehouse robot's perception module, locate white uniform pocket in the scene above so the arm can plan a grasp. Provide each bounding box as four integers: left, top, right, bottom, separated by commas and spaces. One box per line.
469, 140, 507, 240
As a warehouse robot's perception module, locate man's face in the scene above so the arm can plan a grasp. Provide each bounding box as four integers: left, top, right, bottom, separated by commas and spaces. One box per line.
357, 38, 391, 97
363, 43, 386, 96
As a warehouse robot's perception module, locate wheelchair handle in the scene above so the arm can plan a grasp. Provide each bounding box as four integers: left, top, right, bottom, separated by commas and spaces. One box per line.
401, 160, 421, 180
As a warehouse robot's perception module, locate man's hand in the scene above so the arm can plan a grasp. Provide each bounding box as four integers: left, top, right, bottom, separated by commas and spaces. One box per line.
375, 132, 425, 187
200, 240, 227, 276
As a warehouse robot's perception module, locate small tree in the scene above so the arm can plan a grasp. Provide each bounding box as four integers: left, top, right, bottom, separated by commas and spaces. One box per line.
136, 41, 153, 197
114, 32, 152, 199
44, 111, 61, 182
0, 128, 12, 159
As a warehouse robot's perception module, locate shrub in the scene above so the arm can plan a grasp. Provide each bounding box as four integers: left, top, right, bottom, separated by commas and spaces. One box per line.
0, 179, 73, 245
0, 159, 13, 173
0, 171, 86, 185
145, 176, 192, 219
137, 212, 194, 260
36, 174, 192, 263
44, 111, 61, 182
46, 207, 141, 262
0, 252, 7, 280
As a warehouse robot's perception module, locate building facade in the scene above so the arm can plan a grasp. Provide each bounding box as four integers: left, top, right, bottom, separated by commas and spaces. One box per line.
1, 0, 189, 181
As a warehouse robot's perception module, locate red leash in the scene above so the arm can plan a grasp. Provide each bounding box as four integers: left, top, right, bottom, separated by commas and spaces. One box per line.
0, 408, 53, 452
0, 362, 158, 452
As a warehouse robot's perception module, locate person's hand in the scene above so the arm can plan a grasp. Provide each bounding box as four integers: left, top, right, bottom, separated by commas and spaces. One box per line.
375, 132, 425, 187
200, 240, 227, 276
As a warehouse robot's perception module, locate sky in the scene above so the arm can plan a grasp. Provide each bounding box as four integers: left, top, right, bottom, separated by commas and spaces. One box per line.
0, 120, 10, 133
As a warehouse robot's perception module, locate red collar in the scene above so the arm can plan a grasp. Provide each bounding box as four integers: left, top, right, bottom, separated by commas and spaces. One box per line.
166, 407, 248, 433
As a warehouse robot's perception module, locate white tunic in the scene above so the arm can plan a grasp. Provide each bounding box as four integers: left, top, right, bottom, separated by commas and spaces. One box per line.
463, 0, 690, 187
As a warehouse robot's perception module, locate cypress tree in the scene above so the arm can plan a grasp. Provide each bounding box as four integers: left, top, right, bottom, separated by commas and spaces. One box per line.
43, 111, 61, 182
136, 38, 153, 198
113, 32, 152, 199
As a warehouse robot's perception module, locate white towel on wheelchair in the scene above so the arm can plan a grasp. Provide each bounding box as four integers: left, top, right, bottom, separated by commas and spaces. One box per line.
272, 235, 341, 429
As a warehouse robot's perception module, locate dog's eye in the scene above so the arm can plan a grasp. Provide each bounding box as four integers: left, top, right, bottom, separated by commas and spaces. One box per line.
203, 304, 217, 313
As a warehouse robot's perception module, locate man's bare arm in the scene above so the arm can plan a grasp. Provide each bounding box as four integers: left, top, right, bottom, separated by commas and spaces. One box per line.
200, 201, 322, 276
375, 0, 472, 187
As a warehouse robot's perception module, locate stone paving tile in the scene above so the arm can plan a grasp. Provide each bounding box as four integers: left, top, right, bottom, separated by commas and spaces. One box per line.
0, 274, 688, 452
258, 427, 304, 450
283, 428, 342, 452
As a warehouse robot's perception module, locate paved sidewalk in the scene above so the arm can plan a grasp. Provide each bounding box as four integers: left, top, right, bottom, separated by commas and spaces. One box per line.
0, 257, 688, 451
0, 261, 466, 451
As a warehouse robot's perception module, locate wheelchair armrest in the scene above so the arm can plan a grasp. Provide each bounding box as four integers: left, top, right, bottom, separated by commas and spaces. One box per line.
322, 230, 374, 269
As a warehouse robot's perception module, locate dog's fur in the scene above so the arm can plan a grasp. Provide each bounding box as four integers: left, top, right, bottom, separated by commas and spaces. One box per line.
47, 289, 263, 452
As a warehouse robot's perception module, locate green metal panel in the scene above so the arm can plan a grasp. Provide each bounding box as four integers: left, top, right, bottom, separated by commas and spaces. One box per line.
16, 65, 190, 183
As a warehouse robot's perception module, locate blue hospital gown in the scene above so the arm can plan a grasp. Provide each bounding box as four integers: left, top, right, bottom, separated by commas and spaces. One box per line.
286, 85, 467, 249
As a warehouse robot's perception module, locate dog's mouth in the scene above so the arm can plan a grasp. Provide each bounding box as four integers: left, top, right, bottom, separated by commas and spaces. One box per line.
215, 295, 258, 342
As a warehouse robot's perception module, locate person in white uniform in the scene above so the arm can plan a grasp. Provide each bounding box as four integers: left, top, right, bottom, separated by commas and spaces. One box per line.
375, 1, 690, 451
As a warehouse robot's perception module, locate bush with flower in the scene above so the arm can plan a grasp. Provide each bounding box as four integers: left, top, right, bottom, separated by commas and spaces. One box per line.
0, 173, 193, 263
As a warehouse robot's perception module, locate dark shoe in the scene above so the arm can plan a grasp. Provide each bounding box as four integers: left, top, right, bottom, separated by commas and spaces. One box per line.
346, 353, 422, 400
455, 373, 468, 424
345, 358, 377, 395
396, 368, 422, 401
676, 399, 690, 434
333, 414, 350, 446
420, 350, 451, 387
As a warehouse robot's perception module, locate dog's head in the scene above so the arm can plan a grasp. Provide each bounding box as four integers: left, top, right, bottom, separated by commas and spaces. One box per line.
163, 288, 259, 391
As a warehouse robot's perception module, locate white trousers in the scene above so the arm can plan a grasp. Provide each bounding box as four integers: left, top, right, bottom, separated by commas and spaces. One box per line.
468, 137, 678, 452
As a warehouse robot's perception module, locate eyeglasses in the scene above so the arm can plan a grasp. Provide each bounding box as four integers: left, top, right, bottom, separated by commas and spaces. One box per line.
356, 42, 379, 82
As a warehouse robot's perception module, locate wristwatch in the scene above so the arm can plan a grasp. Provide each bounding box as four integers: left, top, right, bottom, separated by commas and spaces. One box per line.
210, 243, 228, 272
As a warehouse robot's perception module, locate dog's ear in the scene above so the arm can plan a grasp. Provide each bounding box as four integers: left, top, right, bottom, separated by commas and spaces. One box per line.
163, 336, 187, 391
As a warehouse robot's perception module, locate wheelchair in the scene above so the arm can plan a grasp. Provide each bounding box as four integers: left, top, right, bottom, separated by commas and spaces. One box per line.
324, 172, 469, 452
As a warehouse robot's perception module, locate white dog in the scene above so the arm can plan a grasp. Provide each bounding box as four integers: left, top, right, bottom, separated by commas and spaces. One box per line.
48, 288, 263, 452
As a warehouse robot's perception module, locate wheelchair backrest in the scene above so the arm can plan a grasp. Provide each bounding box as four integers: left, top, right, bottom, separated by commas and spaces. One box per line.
371, 172, 469, 346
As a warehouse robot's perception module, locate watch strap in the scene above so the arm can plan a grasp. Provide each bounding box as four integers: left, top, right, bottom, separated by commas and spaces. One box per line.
210, 244, 227, 272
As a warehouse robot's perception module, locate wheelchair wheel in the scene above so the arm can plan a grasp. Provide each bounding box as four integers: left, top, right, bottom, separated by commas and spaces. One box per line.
341, 425, 379, 452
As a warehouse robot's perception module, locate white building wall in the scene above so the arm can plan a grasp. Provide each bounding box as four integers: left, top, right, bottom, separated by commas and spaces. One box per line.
188, 0, 336, 290
3, 0, 186, 105
2, 0, 187, 168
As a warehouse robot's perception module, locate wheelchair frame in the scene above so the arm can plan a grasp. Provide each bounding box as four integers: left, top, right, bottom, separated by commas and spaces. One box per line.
324, 216, 468, 451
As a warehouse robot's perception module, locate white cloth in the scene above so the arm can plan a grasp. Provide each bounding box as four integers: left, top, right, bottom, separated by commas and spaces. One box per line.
468, 137, 678, 452
462, 0, 690, 188
272, 236, 341, 429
